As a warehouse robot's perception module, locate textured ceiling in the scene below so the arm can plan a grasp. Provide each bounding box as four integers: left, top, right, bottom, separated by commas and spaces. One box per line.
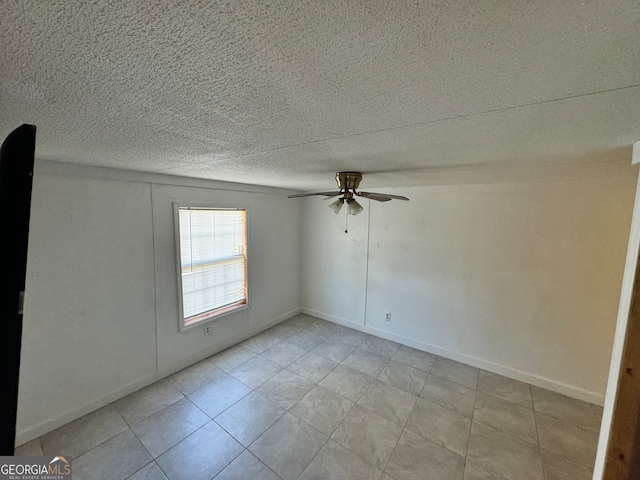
2, 0, 639, 190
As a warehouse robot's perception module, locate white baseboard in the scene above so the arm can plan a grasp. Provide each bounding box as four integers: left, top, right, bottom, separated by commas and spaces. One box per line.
15, 308, 302, 447
302, 308, 363, 328
302, 307, 604, 405
249, 307, 302, 336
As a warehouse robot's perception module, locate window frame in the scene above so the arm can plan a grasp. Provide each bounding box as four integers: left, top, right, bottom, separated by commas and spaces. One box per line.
173, 203, 249, 332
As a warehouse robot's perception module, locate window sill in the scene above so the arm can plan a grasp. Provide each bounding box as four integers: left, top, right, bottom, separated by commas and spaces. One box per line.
180, 302, 249, 332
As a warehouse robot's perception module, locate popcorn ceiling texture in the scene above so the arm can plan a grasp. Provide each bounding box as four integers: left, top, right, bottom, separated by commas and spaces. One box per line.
1, 0, 639, 189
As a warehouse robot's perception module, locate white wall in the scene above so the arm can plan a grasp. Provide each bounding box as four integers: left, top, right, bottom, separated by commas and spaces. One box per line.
16, 161, 302, 444
303, 169, 637, 403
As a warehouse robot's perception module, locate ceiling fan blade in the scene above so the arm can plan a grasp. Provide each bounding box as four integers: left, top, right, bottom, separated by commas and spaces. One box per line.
358, 191, 409, 201
357, 192, 391, 202
287, 191, 341, 198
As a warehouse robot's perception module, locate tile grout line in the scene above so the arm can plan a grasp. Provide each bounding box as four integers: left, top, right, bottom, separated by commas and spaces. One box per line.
126, 427, 156, 477
461, 383, 479, 478
123, 459, 156, 480
380, 418, 406, 475
463, 378, 480, 464
531, 393, 549, 480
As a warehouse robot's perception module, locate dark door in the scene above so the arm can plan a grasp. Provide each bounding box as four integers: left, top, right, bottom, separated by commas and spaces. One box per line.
604, 244, 640, 479
0, 124, 36, 454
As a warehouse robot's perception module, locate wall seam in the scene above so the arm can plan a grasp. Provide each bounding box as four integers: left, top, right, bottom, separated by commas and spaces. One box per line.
150, 183, 159, 373
363, 200, 371, 326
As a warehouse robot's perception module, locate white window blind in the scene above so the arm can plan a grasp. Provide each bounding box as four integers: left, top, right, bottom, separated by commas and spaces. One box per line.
178, 207, 246, 326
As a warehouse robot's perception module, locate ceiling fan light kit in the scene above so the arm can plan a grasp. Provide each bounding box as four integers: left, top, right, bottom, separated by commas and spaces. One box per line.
346, 199, 363, 215
287, 172, 409, 216
329, 198, 344, 214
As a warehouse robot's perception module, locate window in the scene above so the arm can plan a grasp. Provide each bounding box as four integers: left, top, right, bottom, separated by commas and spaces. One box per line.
175, 206, 247, 329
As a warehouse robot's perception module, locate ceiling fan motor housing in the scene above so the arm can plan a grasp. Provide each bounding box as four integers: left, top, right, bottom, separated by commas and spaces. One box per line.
336, 172, 362, 191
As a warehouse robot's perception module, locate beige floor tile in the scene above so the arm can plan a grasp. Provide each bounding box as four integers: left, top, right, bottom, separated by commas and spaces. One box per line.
214, 391, 285, 446
300, 439, 383, 480
187, 373, 251, 418
256, 368, 315, 409
41, 404, 128, 457
240, 331, 282, 354
266, 321, 303, 340
531, 386, 600, 432
288, 352, 338, 383
386, 429, 465, 480
477, 370, 532, 408
128, 462, 168, 480
360, 336, 400, 359
168, 359, 225, 395
331, 405, 402, 470
307, 319, 341, 337
358, 380, 418, 426
320, 364, 373, 402
209, 345, 256, 372
535, 412, 598, 468
377, 360, 428, 396
113, 380, 184, 427
420, 374, 476, 417
73, 430, 151, 480
312, 338, 356, 362
463, 459, 505, 480
215, 450, 280, 480
331, 325, 353, 335
332, 328, 370, 347
391, 345, 437, 372
406, 397, 472, 456
591, 404, 604, 423
291, 385, 354, 436
156, 421, 243, 480
431, 357, 479, 389
260, 341, 307, 367
228, 355, 282, 388
286, 314, 316, 329
473, 392, 538, 444
132, 398, 209, 457
342, 349, 389, 377
541, 448, 594, 480
286, 330, 328, 350
14, 438, 43, 456
467, 421, 543, 480
249, 413, 327, 480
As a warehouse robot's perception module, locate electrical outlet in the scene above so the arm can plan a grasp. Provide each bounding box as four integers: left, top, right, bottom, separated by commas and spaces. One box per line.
204, 325, 211, 336
385, 312, 391, 322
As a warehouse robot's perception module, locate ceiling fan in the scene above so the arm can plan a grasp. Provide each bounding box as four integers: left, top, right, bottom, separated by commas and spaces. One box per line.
287, 172, 409, 215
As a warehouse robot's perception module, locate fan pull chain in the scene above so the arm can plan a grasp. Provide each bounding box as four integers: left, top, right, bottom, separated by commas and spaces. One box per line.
345, 210, 348, 234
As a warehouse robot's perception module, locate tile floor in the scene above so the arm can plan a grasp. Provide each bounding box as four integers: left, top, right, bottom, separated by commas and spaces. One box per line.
15, 314, 603, 480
